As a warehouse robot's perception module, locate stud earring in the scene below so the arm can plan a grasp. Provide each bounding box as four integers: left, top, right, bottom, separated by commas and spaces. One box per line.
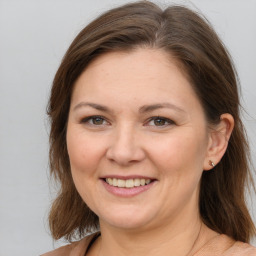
209, 160, 215, 167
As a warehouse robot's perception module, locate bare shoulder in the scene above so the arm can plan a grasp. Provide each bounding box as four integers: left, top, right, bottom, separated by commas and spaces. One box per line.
195, 234, 256, 256
40, 233, 99, 256
224, 241, 256, 256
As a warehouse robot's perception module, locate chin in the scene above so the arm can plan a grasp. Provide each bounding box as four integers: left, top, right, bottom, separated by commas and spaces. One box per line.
101, 217, 151, 231
98, 206, 156, 230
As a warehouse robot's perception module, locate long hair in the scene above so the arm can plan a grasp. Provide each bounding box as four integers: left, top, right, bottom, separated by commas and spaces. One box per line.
47, 1, 255, 242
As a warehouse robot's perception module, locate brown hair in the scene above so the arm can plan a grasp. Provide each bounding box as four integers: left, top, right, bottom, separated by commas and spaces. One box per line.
47, 1, 255, 242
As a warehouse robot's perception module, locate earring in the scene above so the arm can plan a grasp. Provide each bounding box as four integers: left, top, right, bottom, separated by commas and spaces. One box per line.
209, 160, 215, 167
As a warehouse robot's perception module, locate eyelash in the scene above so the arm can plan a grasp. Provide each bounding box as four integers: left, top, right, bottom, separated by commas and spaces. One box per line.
80, 115, 109, 126
146, 116, 175, 127
80, 115, 175, 127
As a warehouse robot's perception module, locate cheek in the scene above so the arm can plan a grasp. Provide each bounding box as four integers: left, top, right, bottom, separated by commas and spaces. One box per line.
66, 128, 106, 208
66, 129, 105, 175
147, 130, 207, 176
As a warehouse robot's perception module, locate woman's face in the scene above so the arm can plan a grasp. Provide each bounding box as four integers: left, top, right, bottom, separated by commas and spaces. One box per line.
67, 49, 212, 231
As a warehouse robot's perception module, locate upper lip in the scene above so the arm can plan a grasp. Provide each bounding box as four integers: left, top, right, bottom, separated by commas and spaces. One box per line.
101, 175, 156, 180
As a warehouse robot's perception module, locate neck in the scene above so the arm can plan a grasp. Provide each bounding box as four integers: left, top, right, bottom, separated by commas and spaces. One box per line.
94, 212, 211, 256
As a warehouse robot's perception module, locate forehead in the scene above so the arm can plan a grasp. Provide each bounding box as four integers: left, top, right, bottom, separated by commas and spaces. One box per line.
71, 48, 202, 115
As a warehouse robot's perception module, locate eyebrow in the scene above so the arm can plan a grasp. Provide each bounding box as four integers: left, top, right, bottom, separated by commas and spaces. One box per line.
72, 102, 186, 114
73, 102, 110, 112
139, 103, 186, 114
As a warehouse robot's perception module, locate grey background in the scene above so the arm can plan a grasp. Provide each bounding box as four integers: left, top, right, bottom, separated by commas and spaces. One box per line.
0, 0, 255, 255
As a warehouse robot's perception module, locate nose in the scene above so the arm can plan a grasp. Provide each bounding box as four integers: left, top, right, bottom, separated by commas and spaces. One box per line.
106, 125, 146, 166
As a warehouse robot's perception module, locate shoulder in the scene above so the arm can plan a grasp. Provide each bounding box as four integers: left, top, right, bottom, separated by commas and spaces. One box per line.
224, 240, 256, 256
40, 232, 100, 256
195, 234, 256, 256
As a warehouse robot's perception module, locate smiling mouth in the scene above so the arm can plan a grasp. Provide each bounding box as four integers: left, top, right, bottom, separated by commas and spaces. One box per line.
104, 178, 154, 188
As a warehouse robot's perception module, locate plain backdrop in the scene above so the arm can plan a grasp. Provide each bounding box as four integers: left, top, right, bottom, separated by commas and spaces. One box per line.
0, 0, 255, 255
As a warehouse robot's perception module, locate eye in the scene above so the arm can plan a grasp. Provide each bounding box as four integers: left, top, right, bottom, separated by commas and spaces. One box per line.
146, 116, 175, 127
81, 115, 109, 126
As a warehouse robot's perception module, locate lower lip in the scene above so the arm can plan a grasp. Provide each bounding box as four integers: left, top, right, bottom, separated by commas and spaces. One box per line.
101, 179, 156, 197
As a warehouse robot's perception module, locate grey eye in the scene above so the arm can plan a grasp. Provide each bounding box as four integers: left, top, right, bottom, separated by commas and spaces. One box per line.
91, 117, 105, 125
147, 117, 174, 127
81, 115, 108, 126
153, 118, 167, 126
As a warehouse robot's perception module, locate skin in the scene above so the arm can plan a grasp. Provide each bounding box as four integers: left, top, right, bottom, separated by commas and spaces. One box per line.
66, 48, 234, 256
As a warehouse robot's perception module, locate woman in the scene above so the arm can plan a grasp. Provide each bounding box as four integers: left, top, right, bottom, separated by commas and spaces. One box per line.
42, 1, 256, 255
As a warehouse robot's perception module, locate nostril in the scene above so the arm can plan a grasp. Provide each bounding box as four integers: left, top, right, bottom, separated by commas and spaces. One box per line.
106, 145, 146, 166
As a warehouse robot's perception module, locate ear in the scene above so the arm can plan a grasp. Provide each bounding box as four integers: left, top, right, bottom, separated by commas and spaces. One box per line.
203, 113, 234, 171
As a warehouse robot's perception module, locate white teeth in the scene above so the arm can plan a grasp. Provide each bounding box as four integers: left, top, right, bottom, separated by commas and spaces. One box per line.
113, 178, 118, 186
126, 179, 134, 188
117, 179, 125, 187
140, 179, 146, 186
134, 178, 141, 187
105, 178, 152, 188
106, 178, 113, 185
